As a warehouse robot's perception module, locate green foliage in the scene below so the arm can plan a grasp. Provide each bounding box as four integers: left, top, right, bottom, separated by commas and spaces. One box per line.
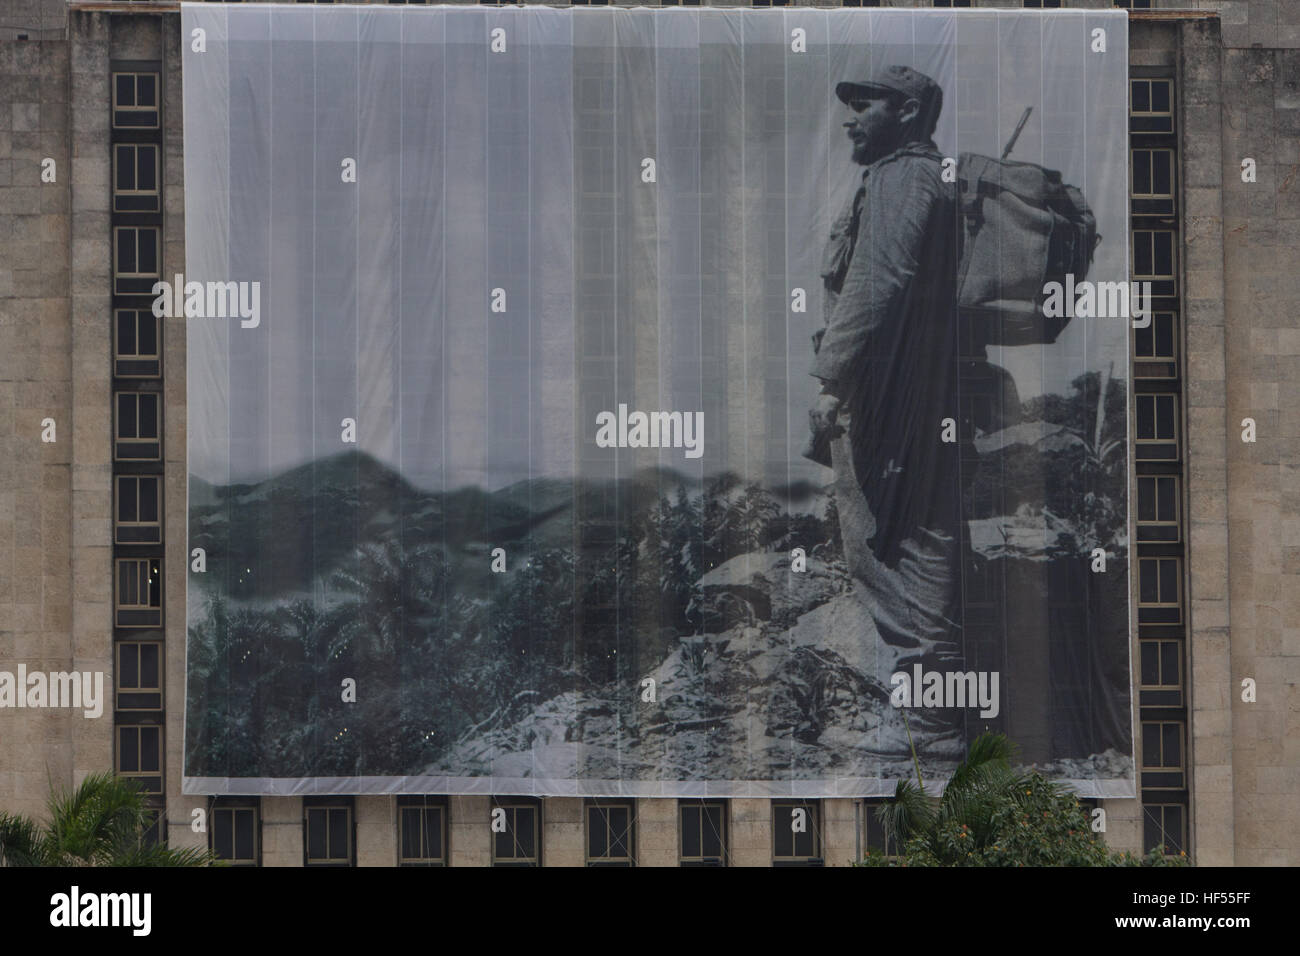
186, 476, 839, 778
857, 732, 1190, 868
0, 773, 217, 867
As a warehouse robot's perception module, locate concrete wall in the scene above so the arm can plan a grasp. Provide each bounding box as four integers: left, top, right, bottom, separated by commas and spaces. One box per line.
2, 0, 1296, 867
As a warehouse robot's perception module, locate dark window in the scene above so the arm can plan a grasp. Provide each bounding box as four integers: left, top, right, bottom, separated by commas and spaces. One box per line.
117, 724, 162, 793
1138, 556, 1181, 624
1024, 0, 1062, 7
398, 797, 447, 866
115, 309, 161, 379
112, 72, 159, 129
1131, 148, 1174, 200
1129, 77, 1173, 133
115, 392, 161, 461
1143, 804, 1185, 856
1139, 639, 1182, 707
305, 802, 354, 866
933, 0, 973, 7
212, 801, 260, 866
1141, 721, 1186, 790
679, 800, 727, 866
114, 227, 161, 295
1136, 475, 1179, 542
1134, 311, 1176, 378
113, 144, 160, 213
115, 557, 161, 629
862, 799, 901, 859
773, 801, 822, 866
1135, 393, 1178, 461
116, 641, 162, 710
586, 801, 635, 867
491, 799, 540, 867
115, 476, 162, 544
141, 808, 162, 849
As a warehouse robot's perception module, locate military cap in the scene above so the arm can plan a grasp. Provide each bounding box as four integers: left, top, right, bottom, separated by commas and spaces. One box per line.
836, 64, 942, 122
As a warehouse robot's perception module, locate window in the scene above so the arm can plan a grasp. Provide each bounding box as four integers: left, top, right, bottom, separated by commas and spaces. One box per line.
1130, 77, 1173, 134
660, 0, 702, 5
679, 800, 727, 867
1143, 803, 1185, 856
1139, 639, 1183, 707
1024, 0, 1062, 7
115, 309, 161, 378
114, 226, 161, 295
1135, 393, 1178, 461
140, 808, 163, 849
116, 557, 161, 628
115, 475, 161, 544
491, 798, 540, 867
586, 800, 635, 867
116, 641, 162, 710
862, 799, 901, 859
1134, 311, 1176, 379
1131, 148, 1175, 215
1131, 229, 1176, 297
305, 800, 354, 866
932, 0, 973, 7
1138, 556, 1182, 625
117, 724, 162, 793
398, 796, 447, 866
114, 391, 161, 461
773, 801, 822, 866
112, 72, 159, 129
113, 144, 160, 213
1141, 721, 1185, 789
842, 0, 882, 6
212, 800, 260, 866
1136, 474, 1179, 543
1116, 0, 1153, 9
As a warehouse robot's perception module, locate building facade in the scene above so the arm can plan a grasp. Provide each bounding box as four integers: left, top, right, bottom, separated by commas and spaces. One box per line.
0, 0, 1295, 866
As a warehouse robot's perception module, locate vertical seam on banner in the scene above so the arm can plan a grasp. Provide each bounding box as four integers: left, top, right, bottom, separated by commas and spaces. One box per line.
441, 8, 449, 794
528, 8, 538, 794
570, 6, 579, 796
613, 8, 621, 793
356, 10, 363, 760
398, 9, 404, 546
783, 6, 793, 796
740, 8, 750, 800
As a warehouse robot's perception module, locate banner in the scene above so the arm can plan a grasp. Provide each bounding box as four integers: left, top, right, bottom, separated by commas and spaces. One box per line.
182, 4, 1134, 797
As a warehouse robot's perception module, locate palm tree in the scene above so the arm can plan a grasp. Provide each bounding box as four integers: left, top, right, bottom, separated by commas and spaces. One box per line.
873, 732, 1032, 861
0, 773, 216, 866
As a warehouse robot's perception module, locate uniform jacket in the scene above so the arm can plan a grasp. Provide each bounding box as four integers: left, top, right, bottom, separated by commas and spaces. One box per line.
813, 140, 964, 563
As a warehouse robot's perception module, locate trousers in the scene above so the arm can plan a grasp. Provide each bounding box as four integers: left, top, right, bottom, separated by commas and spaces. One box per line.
828, 416, 962, 664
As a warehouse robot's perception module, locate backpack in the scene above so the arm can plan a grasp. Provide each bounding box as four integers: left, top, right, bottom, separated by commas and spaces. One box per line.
954, 110, 1100, 347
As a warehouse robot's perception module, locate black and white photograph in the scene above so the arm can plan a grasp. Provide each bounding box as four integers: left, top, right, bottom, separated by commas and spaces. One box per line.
180, 6, 1133, 798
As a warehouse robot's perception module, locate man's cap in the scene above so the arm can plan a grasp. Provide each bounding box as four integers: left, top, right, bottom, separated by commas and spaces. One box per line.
836, 64, 941, 117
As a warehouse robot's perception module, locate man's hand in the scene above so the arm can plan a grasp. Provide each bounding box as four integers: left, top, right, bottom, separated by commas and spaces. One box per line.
809, 392, 843, 436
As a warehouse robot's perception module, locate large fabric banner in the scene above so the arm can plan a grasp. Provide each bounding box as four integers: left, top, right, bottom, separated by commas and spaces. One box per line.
182, 4, 1134, 797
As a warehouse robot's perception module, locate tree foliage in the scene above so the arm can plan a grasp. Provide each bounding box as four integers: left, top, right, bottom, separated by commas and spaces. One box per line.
858, 732, 1189, 867
0, 773, 216, 867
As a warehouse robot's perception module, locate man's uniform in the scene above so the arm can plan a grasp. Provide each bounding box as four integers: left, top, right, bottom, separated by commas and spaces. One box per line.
811, 68, 967, 659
